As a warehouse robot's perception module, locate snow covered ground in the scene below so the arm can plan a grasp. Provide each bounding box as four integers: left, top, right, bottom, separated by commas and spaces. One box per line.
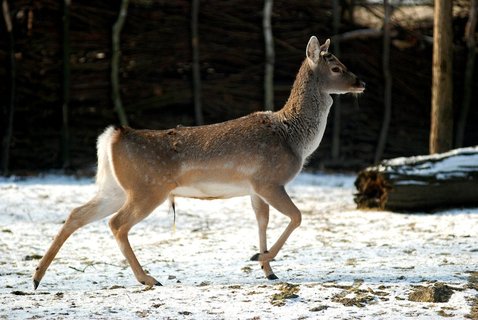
0, 172, 477, 319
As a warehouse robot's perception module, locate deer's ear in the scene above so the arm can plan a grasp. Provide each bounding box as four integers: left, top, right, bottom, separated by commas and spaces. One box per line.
320, 38, 331, 54
306, 36, 321, 66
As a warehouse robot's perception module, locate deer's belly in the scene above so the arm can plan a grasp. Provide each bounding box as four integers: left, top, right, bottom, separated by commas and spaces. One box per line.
171, 182, 251, 199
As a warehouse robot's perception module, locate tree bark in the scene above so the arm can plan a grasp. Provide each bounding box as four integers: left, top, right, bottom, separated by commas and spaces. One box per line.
374, 0, 392, 163
191, 0, 204, 125
263, 0, 274, 111
430, 0, 453, 154
60, 0, 71, 169
455, 0, 477, 148
111, 0, 129, 126
355, 147, 478, 212
1, 0, 14, 176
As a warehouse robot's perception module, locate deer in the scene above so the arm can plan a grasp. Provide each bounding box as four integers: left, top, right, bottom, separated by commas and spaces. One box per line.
33, 36, 365, 289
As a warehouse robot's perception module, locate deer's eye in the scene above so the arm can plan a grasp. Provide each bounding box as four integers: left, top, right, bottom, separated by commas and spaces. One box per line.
331, 67, 341, 73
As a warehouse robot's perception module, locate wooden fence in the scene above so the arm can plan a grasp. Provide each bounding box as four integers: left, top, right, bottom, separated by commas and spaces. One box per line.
1, 0, 477, 174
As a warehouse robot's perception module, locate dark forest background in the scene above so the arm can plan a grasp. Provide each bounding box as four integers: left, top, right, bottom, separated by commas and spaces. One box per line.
1, 0, 477, 175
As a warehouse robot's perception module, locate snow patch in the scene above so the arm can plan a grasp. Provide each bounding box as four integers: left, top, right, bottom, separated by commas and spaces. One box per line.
0, 172, 477, 319
379, 146, 478, 179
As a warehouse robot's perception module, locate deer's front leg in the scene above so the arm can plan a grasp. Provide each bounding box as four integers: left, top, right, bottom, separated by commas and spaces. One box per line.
250, 195, 278, 280
250, 185, 301, 266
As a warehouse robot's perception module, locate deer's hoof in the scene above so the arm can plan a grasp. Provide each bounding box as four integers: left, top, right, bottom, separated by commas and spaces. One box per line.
267, 274, 279, 280
250, 253, 261, 261
139, 275, 162, 287
33, 279, 40, 290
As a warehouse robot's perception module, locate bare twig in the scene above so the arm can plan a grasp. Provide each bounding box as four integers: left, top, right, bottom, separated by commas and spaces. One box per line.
68, 261, 96, 273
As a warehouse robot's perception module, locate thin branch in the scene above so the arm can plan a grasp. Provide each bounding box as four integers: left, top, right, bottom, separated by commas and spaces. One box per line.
263, 0, 274, 111
61, 0, 71, 169
111, 0, 129, 126
374, 0, 393, 163
2, 0, 11, 31
191, 0, 204, 125
455, 0, 477, 147
331, 0, 341, 160
1, 0, 15, 176
332, 28, 389, 42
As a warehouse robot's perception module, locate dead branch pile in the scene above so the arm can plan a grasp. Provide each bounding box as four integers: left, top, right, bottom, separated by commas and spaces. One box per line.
354, 146, 478, 211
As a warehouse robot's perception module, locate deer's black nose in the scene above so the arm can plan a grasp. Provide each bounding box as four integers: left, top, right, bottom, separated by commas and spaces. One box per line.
355, 78, 365, 89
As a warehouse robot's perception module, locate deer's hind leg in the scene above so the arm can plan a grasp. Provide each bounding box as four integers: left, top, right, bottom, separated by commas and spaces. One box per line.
33, 190, 126, 289
108, 191, 168, 286
250, 195, 278, 280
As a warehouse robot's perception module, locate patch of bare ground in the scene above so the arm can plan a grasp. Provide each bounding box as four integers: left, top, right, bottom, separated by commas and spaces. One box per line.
270, 283, 300, 307
325, 279, 389, 308
467, 271, 478, 319
408, 283, 456, 303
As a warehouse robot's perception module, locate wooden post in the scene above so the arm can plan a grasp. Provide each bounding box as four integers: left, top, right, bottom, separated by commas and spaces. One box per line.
430, 0, 453, 154
263, 0, 274, 111
191, 0, 204, 125
1, 0, 14, 176
61, 0, 71, 169
112, 0, 129, 126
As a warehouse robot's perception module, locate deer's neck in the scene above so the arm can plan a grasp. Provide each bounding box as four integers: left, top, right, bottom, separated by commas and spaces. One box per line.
277, 60, 333, 159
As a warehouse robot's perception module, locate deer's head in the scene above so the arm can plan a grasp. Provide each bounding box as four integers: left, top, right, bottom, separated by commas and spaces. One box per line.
306, 36, 365, 95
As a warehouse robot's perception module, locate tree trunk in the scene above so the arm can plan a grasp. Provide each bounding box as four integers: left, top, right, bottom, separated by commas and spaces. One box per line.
374, 0, 392, 163
191, 0, 204, 125
111, 0, 129, 126
355, 146, 478, 212
1, 0, 14, 176
60, 0, 71, 169
430, 0, 453, 154
455, 0, 477, 148
263, 0, 274, 111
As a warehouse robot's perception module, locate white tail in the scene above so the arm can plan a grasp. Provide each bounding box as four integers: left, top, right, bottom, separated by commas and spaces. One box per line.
33, 36, 365, 289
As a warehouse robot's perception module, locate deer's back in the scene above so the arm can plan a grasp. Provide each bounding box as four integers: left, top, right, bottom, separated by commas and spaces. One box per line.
110, 112, 302, 198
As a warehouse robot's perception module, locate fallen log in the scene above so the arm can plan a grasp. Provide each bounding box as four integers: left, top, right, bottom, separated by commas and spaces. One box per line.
354, 146, 478, 212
